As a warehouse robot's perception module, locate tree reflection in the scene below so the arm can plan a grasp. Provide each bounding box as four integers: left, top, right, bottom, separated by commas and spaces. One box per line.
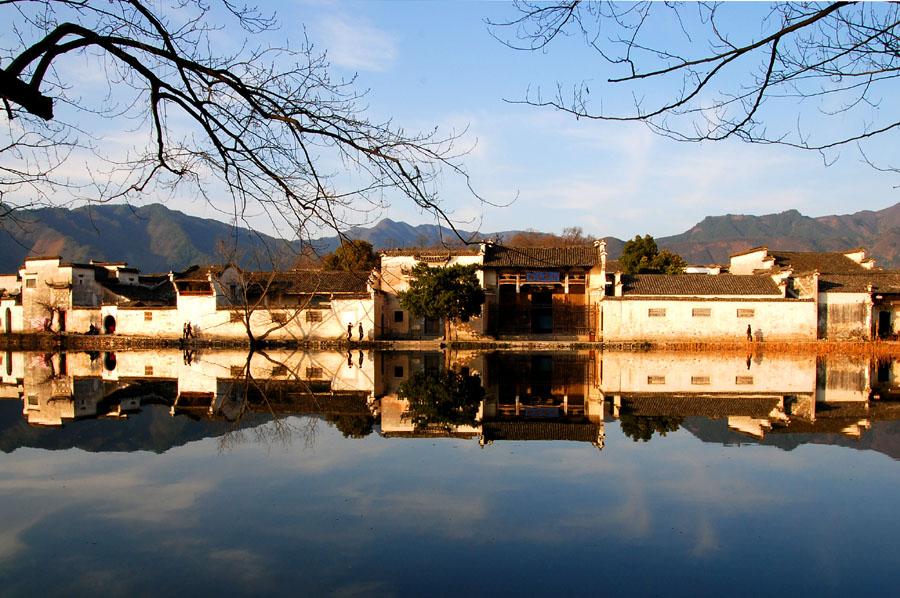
619, 415, 684, 443
398, 368, 484, 432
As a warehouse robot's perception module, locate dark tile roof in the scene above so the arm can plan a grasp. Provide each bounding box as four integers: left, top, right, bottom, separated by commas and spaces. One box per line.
482, 421, 602, 443
483, 245, 599, 268
172, 265, 225, 282
248, 270, 369, 294
621, 274, 782, 296
99, 281, 175, 305
380, 248, 481, 258
621, 395, 785, 418
771, 251, 869, 274
818, 272, 900, 294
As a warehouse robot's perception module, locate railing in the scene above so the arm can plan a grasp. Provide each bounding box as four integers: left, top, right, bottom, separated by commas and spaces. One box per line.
487, 304, 595, 336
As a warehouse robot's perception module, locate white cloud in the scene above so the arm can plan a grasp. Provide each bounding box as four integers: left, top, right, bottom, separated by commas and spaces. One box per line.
317, 15, 399, 72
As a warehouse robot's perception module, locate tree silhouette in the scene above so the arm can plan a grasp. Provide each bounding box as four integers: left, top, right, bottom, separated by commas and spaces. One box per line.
491, 2, 900, 174
398, 368, 484, 432
2, 0, 479, 240
620, 235, 686, 274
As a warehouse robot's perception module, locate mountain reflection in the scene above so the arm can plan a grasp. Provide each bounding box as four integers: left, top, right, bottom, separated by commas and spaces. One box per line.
1, 348, 899, 455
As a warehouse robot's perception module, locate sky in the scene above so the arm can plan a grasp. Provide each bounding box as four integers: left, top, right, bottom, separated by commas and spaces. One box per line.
7, 1, 900, 241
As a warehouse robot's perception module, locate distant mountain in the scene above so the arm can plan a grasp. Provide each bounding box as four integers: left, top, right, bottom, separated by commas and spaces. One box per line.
0, 203, 290, 273
657, 203, 900, 268
4, 201, 900, 272
0, 204, 522, 272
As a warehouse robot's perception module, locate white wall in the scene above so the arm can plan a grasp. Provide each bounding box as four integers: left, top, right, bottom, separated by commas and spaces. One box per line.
601, 298, 817, 342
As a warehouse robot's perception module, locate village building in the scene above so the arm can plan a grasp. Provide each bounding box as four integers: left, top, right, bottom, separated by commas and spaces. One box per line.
377, 248, 483, 338
600, 272, 817, 342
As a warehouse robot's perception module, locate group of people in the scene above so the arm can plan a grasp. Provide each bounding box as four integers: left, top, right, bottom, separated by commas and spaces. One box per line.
182, 322, 194, 340
347, 322, 364, 341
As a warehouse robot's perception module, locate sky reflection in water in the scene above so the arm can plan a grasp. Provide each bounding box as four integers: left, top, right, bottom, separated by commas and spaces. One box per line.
0, 349, 899, 597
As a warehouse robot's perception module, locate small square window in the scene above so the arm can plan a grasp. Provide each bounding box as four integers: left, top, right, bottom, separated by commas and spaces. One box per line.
27, 396, 38, 406
394, 310, 404, 323
272, 365, 288, 377
647, 375, 666, 385
230, 365, 244, 377
648, 308, 666, 317
691, 376, 711, 385
737, 309, 755, 318
145, 365, 153, 376
306, 367, 323, 379
394, 365, 404, 378
144, 311, 153, 322
692, 308, 711, 317
305, 310, 323, 322
25, 279, 36, 288
736, 376, 754, 385
271, 312, 288, 324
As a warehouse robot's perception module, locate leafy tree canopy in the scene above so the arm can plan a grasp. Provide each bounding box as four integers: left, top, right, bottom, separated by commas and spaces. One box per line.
620, 235, 686, 275
322, 240, 377, 271
398, 369, 485, 432
397, 263, 486, 339
506, 226, 594, 247
619, 415, 684, 443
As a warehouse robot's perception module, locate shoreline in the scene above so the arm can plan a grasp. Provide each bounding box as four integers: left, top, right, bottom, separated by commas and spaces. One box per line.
2, 333, 898, 355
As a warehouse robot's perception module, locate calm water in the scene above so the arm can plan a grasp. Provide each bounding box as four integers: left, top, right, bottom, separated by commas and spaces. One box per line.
1, 348, 899, 596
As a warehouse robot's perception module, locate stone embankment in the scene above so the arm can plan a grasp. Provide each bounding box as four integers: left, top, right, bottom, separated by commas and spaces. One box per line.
2, 333, 899, 355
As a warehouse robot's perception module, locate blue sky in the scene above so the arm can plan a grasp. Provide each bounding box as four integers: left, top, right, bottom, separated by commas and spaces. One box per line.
11, 1, 899, 240
265, 1, 898, 240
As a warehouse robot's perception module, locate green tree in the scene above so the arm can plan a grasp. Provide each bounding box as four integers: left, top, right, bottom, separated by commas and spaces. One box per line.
619, 415, 684, 443
326, 414, 375, 439
398, 369, 485, 433
322, 240, 377, 272
620, 235, 686, 275
397, 263, 486, 340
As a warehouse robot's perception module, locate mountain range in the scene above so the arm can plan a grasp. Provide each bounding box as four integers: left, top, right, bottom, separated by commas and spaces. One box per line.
3, 201, 900, 273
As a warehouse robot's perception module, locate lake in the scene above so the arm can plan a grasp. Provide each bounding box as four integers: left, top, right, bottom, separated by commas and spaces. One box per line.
1, 348, 899, 596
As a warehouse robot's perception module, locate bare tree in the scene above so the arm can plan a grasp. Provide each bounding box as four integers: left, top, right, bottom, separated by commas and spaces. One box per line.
490, 2, 900, 172
2, 0, 481, 240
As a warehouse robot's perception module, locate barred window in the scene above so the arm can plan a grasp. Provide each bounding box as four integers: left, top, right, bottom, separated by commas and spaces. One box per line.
394, 310, 404, 323
647, 375, 666, 384
692, 308, 711, 317
306, 310, 323, 322
271, 365, 288, 376
737, 309, 755, 318
648, 308, 666, 317
394, 365, 404, 378
271, 312, 288, 324
735, 376, 754, 385
691, 376, 711, 385
25, 279, 36, 288
145, 365, 153, 376
230, 365, 244, 377
306, 367, 323, 379
144, 311, 153, 322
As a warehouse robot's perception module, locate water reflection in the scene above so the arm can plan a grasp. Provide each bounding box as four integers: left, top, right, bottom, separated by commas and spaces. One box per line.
2, 348, 899, 456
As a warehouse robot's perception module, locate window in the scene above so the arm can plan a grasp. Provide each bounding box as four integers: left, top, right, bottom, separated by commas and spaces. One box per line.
737, 309, 755, 318
306, 310, 323, 323
25, 279, 36, 288
230, 365, 244, 377
271, 312, 288, 324
692, 308, 711, 317
691, 376, 711, 385
394, 365, 404, 378
145, 365, 154, 376
272, 365, 288, 376
144, 311, 153, 322
647, 375, 666, 384
394, 310, 404, 323
648, 308, 666, 317
735, 376, 754, 385
230, 311, 242, 323
306, 367, 323, 379
27, 396, 38, 406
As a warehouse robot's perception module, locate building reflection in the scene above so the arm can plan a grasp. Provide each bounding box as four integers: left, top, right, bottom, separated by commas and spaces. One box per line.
2, 348, 900, 450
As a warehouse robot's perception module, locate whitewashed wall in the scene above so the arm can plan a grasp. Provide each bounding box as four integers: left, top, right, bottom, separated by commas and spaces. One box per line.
600, 298, 817, 342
